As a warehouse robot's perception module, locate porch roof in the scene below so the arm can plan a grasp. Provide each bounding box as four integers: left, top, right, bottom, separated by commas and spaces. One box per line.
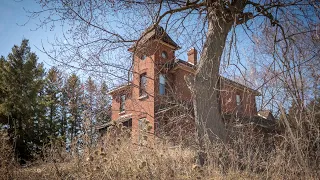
107, 82, 132, 95
95, 114, 132, 130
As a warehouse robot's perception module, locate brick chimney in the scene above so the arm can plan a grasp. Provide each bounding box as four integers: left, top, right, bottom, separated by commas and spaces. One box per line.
187, 48, 197, 65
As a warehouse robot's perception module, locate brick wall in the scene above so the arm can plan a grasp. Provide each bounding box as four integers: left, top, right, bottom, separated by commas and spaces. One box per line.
220, 82, 257, 117
111, 41, 177, 143
110, 40, 258, 143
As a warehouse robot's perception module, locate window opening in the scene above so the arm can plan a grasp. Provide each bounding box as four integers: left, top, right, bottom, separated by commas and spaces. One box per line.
120, 94, 126, 112
161, 51, 168, 59
236, 94, 241, 106
140, 73, 147, 96
159, 74, 166, 95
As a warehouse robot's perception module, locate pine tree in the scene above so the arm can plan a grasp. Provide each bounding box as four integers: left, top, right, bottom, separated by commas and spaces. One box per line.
83, 76, 97, 145
0, 39, 45, 162
96, 81, 111, 124
44, 67, 64, 141
60, 79, 69, 143
0, 56, 6, 125
66, 74, 83, 146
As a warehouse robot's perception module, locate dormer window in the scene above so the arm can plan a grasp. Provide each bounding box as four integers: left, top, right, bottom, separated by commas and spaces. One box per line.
161, 51, 168, 59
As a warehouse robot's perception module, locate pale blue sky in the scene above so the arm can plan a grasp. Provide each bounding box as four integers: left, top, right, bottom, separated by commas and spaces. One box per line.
0, 0, 283, 112
0, 0, 58, 68
0, 0, 257, 80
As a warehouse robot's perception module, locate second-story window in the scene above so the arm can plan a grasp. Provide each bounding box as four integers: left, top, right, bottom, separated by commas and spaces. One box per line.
159, 74, 166, 95
120, 94, 126, 112
140, 73, 147, 96
236, 94, 241, 106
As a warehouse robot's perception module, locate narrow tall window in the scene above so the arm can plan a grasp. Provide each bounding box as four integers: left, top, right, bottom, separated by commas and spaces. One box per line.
120, 94, 126, 112
139, 73, 147, 96
159, 74, 166, 95
236, 94, 241, 106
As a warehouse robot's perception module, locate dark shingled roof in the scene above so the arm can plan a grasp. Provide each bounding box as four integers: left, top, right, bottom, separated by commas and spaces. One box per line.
137, 25, 180, 49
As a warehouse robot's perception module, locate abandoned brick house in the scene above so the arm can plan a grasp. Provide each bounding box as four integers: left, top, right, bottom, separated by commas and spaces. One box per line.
96, 26, 275, 144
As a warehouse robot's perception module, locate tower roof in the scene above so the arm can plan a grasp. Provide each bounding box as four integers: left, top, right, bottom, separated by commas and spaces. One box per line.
130, 25, 180, 51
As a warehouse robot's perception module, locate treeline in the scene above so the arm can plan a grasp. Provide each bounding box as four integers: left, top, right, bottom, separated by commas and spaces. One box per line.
0, 39, 111, 162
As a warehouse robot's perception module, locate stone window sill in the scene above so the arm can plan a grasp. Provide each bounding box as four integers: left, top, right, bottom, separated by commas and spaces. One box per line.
119, 111, 126, 115
138, 95, 148, 100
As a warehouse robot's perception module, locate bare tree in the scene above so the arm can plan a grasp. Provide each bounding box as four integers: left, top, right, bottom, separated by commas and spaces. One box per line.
29, 1, 319, 155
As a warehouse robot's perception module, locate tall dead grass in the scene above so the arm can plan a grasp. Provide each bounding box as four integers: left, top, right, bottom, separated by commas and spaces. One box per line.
0, 129, 15, 180
2, 111, 319, 180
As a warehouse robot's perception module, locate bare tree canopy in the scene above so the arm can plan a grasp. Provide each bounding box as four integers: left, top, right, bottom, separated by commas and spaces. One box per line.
29, 0, 319, 149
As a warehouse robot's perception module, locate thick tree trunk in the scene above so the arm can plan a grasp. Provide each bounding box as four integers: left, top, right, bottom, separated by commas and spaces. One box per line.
193, 13, 233, 147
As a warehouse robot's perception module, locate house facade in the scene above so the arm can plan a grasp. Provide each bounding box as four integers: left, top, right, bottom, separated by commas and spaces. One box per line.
100, 26, 262, 143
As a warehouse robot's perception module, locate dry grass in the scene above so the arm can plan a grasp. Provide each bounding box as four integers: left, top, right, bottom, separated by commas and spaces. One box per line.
1, 113, 319, 180
0, 130, 15, 180
13, 141, 253, 180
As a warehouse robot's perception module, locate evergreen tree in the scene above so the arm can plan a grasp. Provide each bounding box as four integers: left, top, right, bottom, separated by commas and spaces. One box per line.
0, 56, 6, 125
83, 77, 97, 145
31, 67, 46, 154
44, 67, 64, 141
66, 74, 83, 145
60, 79, 69, 142
96, 81, 111, 124
0, 39, 45, 161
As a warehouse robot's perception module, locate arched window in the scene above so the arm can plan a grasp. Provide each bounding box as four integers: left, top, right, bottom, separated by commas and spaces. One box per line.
161, 51, 168, 59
